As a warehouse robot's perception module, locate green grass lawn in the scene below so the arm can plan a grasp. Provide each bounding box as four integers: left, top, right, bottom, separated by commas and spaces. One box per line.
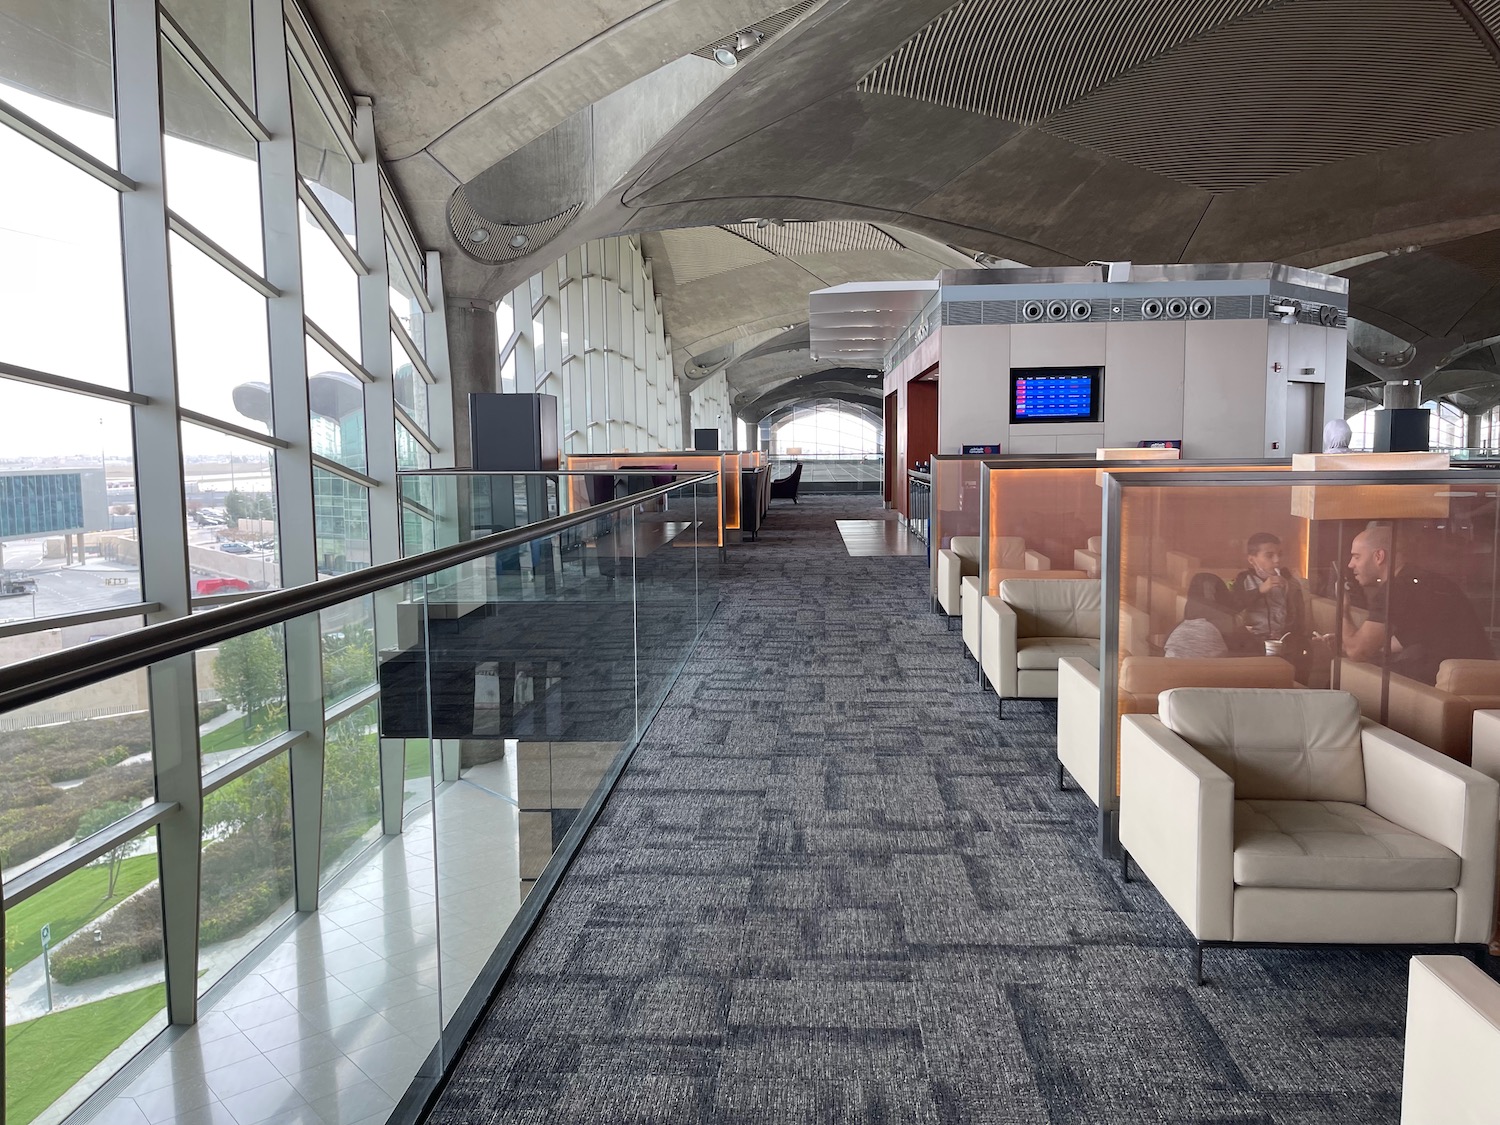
405, 738, 431, 778
5, 854, 159, 973
5, 983, 166, 1125
199, 713, 285, 755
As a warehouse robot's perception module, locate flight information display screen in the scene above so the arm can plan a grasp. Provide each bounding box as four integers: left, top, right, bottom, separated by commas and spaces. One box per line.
1010, 367, 1103, 423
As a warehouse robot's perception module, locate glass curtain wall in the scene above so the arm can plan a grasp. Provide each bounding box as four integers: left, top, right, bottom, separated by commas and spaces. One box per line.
0, 1, 450, 1120
764, 400, 884, 458
497, 235, 685, 453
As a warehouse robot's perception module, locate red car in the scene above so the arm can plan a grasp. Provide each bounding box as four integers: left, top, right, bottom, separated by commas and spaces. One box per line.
194, 577, 251, 596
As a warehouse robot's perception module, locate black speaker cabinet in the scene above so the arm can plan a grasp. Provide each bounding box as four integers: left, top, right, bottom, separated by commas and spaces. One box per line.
693, 427, 720, 451
1373, 408, 1430, 452
470, 393, 559, 471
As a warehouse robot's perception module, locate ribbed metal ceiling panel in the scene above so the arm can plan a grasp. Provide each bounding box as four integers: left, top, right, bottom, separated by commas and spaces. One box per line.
723, 221, 904, 256
1041, 0, 1500, 192
857, 0, 1288, 122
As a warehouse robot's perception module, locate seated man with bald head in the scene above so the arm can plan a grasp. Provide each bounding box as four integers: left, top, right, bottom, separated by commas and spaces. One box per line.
1342, 523, 1491, 684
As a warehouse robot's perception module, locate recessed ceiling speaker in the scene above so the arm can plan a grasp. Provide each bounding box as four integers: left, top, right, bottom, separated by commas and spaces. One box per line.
1141, 298, 1164, 319
1021, 300, 1045, 322
1165, 297, 1189, 320
1189, 297, 1213, 319
1046, 299, 1068, 321
1318, 304, 1340, 327
1071, 300, 1091, 320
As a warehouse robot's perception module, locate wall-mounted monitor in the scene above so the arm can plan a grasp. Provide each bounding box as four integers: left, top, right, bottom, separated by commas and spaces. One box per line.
1010, 366, 1103, 424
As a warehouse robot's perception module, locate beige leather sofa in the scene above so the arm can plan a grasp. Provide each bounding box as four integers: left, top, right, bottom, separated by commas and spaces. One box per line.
1120, 688, 1498, 983
981, 578, 1099, 716
1056, 655, 1295, 805
1400, 955, 1500, 1124
1341, 658, 1500, 764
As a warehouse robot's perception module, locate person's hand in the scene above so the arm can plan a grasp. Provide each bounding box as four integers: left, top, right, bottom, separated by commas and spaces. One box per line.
1258, 574, 1284, 593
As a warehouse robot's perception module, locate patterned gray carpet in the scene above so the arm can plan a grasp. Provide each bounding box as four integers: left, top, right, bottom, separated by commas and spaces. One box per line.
430, 495, 1411, 1125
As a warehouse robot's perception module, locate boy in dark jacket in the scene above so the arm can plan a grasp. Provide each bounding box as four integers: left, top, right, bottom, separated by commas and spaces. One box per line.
1230, 531, 1310, 657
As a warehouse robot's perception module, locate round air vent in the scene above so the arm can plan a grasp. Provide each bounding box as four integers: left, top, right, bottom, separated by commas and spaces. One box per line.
1046, 300, 1068, 321
1021, 300, 1045, 322
1318, 304, 1340, 327
1141, 298, 1164, 320
1189, 297, 1213, 319
1071, 300, 1092, 321
1165, 297, 1189, 320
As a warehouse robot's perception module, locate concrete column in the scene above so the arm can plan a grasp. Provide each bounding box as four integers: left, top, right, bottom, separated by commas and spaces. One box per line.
445, 296, 498, 468
1384, 380, 1421, 409
1466, 411, 1484, 450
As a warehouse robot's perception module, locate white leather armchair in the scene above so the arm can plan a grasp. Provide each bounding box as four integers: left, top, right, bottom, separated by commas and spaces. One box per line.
1468, 708, 1500, 955
1120, 688, 1498, 983
981, 578, 1099, 717
936, 535, 983, 618
1400, 956, 1500, 1124
1073, 535, 1103, 578
1056, 655, 1296, 806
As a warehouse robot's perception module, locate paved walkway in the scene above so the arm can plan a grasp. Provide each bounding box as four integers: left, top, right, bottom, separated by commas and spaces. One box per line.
431, 494, 1411, 1125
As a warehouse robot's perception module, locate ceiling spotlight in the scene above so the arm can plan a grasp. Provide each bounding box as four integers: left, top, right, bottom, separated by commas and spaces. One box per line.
508, 232, 530, 250
467, 228, 490, 244
735, 30, 763, 52
712, 44, 738, 67
865, 373, 879, 379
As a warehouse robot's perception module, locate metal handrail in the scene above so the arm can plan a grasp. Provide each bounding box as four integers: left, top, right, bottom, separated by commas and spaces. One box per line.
0, 472, 716, 715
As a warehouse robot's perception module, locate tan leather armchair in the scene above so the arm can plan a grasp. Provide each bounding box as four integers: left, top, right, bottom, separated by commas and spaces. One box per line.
1056, 655, 1296, 806
980, 578, 1099, 716
1121, 688, 1498, 983
1400, 956, 1500, 1124
1340, 658, 1500, 764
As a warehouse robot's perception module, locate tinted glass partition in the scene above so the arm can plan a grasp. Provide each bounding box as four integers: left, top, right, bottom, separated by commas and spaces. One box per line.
1096, 469, 1500, 847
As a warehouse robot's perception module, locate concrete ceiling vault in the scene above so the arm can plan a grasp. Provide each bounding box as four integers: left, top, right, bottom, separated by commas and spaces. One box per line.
296, 0, 1500, 416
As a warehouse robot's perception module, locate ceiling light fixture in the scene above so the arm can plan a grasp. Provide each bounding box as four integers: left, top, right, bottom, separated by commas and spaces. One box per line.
713, 44, 738, 67
735, 30, 764, 52
467, 228, 490, 244
508, 232, 530, 250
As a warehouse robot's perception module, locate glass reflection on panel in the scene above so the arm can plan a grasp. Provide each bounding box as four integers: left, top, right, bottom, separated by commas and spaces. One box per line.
170, 237, 272, 430
289, 58, 354, 223
397, 423, 432, 472
159, 0, 254, 105
0, 389, 141, 616
160, 39, 263, 273
3, 831, 166, 1125
387, 238, 426, 351
0, 0, 116, 166
197, 753, 294, 995
393, 333, 430, 433
313, 469, 370, 577
307, 336, 368, 474
322, 594, 376, 706
196, 623, 289, 771
180, 422, 280, 590
320, 701, 382, 886
0, 669, 155, 883
0, 122, 129, 389
300, 202, 361, 358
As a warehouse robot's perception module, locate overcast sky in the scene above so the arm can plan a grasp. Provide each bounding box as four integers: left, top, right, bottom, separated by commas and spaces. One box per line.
0, 81, 376, 463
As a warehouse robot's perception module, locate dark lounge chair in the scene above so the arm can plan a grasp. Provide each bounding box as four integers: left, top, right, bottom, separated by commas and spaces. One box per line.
770, 461, 802, 503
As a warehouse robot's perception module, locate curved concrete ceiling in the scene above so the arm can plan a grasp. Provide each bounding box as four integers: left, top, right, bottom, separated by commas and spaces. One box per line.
300, 0, 1500, 414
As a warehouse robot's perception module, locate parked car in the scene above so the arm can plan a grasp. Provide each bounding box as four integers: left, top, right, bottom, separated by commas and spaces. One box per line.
218, 541, 253, 554
195, 577, 251, 595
